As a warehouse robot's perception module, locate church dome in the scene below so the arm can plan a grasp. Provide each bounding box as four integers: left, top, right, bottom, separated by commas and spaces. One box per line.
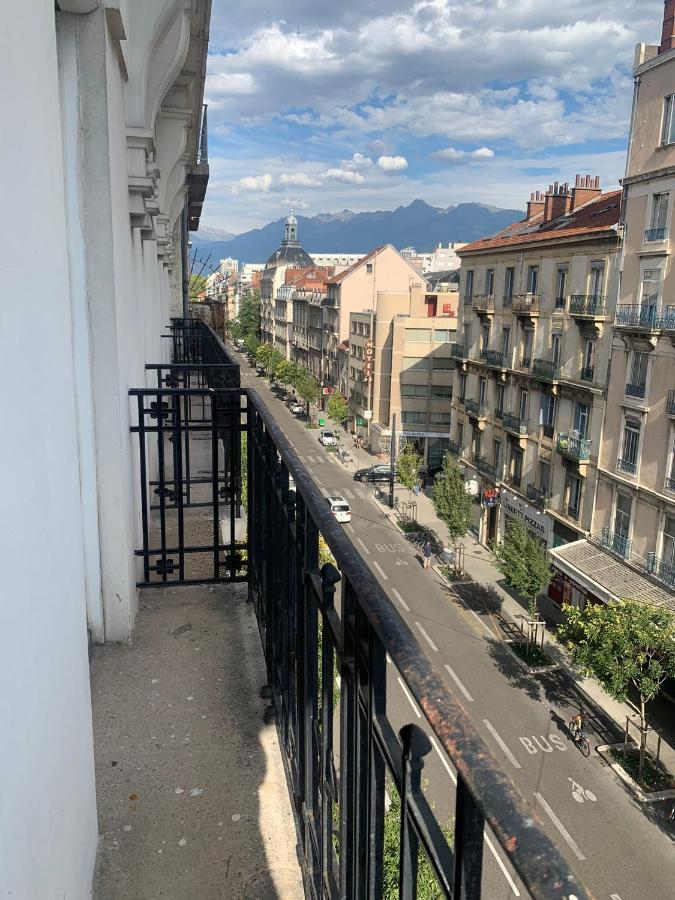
265, 210, 313, 269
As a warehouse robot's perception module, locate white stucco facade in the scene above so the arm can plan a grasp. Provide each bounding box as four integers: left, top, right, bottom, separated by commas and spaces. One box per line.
0, 1, 211, 895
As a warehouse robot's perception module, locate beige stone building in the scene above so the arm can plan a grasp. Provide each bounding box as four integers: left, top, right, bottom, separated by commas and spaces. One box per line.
260, 214, 314, 345
451, 178, 622, 555
347, 287, 458, 466
549, 9, 675, 612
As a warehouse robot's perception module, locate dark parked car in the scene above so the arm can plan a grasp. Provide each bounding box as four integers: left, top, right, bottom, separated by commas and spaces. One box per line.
354, 464, 392, 483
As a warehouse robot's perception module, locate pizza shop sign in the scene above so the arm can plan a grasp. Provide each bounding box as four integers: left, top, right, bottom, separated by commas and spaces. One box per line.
500, 492, 552, 545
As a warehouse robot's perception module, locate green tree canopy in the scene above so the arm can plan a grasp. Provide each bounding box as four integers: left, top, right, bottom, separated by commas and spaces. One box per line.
189, 273, 208, 301
243, 334, 260, 356
326, 392, 349, 429
558, 599, 675, 764
296, 371, 321, 408
431, 455, 472, 551
275, 359, 298, 385
396, 446, 422, 494
231, 288, 261, 341
492, 519, 552, 615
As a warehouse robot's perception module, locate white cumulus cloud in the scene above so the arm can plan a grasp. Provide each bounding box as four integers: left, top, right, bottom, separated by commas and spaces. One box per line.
377, 154, 408, 172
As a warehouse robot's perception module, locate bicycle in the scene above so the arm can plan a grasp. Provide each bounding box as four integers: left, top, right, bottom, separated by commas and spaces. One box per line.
568, 720, 591, 757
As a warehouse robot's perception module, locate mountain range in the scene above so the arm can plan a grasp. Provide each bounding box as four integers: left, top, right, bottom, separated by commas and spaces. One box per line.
190, 199, 523, 269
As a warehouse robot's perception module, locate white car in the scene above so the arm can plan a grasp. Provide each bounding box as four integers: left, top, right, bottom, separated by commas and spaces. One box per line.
318, 430, 337, 446
290, 403, 305, 416
326, 496, 351, 524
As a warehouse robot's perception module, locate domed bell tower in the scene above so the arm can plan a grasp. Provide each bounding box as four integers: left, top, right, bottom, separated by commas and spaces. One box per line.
283, 211, 298, 245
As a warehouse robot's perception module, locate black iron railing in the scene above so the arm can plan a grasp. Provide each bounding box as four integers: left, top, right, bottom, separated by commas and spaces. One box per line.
667, 390, 675, 417
480, 349, 505, 368
502, 413, 528, 436
569, 295, 607, 317
130, 319, 589, 900
511, 294, 539, 315
580, 366, 594, 383
465, 398, 487, 417
447, 440, 461, 457
617, 457, 638, 476
527, 484, 551, 509
615, 304, 661, 329
595, 527, 632, 560
475, 456, 497, 480
625, 382, 646, 399
556, 432, 591, 462
644, 227, 667, 242
648, 552, 675, 587
472, 294, 495, 314
532, 358, 561, 381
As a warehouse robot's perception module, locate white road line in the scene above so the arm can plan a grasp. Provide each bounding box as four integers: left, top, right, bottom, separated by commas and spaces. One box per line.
346, 523, 355, 534
397, 677, 421, 718
484, 833, 520, 896
610, 895, 623, 900
315, 476, 322, 485
344, 488, 355, 499
373, 561, 389, 581
319, 487, 329, 497
415, 622, 439, 652
357, 537, 371, 556
429, 737, 519, 896
483, 719, 521, 769
386, 654, 392, 665
391, 588, 411, 612
455, 594, 495, 637
444, 664, 474, 702
533, 792, 586, 862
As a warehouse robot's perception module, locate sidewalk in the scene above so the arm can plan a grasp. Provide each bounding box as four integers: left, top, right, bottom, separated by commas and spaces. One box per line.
343, 436, 675, 773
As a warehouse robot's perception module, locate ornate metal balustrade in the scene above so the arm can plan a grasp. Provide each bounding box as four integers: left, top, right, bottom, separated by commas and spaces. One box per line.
556, 432, 591, 462
527, 484, 551, 509
464, 398, 487, 418
532, 359, 561, 381
668, 390, 675, 417
569, 295, 607, 318
128, 319, 588, 900
479, 349, 505, 368
502, 413, 528, 436
595, 528, 632, 560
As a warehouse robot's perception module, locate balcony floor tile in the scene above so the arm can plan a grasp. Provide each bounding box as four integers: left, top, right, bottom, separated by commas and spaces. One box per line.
91, 584, 303, 900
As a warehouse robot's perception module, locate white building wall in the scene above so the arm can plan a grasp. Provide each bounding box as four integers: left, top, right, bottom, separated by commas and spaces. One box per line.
0, 4, 98, 896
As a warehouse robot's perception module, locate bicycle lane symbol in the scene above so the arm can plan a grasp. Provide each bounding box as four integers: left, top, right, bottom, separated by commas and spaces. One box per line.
569, 777, 597, 804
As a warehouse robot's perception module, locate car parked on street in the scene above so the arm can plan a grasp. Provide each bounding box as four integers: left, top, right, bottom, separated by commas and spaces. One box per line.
353, 464, 391, 483
318, 430, 337, 447
290, 403, 305, 416
326, 496, 351, 523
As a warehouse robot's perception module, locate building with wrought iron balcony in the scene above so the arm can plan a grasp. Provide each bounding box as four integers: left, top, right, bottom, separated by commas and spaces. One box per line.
451, 174, 620, 550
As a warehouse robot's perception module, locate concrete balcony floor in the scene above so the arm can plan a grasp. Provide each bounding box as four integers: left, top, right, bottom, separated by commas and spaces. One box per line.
91, 584, 303, 899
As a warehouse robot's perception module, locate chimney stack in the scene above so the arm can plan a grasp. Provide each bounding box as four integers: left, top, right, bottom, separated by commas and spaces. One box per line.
570, 174, 602, 212
543, 182, 571, 223
660, 0, 675, 54
526, 190, 545, 220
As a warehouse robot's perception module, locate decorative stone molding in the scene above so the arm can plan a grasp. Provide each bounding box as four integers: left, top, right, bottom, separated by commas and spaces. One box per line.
127, 129, 160, 236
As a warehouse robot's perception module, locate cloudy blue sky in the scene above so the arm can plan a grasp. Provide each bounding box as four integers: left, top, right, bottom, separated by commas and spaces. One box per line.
203, 0, 664, 235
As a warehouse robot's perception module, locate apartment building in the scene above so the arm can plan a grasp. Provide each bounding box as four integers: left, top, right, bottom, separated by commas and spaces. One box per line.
347, 287, 458, 464
260, 214, 314, 344
451, 177, 622, 549
549, 8, 675, 613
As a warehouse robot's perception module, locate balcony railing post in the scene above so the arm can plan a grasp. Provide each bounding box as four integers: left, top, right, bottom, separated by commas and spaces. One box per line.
320, 563, 341, 892
399, 723, 432, 899
339, 578, 358, 898
454, 773, 485, 900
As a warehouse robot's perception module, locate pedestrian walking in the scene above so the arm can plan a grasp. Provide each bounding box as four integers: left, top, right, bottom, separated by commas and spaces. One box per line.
423, 540, 432, 570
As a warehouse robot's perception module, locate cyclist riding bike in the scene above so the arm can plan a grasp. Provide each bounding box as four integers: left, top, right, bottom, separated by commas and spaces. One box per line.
570, 712, 586, 737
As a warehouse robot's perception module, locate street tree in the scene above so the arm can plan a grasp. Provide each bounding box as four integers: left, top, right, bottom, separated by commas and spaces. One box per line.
255, 343, 272, 369
492, 519, 552, 620
558, 599, 675, 775
396, 446, 422, 495
326, 392, 349, 433
296, 371, 321, 418
274, 359, 297, 386
231, 288, 261, 342
243, 334, 259, 356
431, 455, 472, 571
266, 347, 284, 380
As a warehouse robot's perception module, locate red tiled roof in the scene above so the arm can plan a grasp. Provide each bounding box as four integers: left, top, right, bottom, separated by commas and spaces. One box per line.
283, 266, 335, 290
459, 190, 622, 254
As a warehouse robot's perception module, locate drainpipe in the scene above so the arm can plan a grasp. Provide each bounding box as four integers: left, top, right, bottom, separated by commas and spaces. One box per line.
182, 203, 190, 320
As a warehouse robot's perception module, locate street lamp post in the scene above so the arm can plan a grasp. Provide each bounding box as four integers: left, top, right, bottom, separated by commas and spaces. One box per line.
389, 413, 397, 509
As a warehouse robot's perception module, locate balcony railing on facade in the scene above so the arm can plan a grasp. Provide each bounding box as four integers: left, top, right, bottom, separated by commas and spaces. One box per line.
569, 294, 608, 319
479, 348, 506, 368
474, 455, 497, 480
617, 457, 638, 476
644, 227, 668, 242
447, 439, 461, 457
668, 390, 675, 417
580, 366, 595, 383
532, 358, 561, 381
595, 527, 632, 560
519, 355, 532, 370
554, 295, 567, 311
647, 552, 675, 588
511, 293, 539, 316
450, 342, 467, 361
556, 432, 591, 462
471, 294, 495, 314
625, 382, 646, 400
614, 304, 675, 330
159, 319, 587, 900
527, 483, 551, 509
465, 398, 487, 418
502, 413, 528, 436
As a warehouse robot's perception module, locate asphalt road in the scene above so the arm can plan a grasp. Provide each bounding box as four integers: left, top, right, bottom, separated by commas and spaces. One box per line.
237, 348, 675, 900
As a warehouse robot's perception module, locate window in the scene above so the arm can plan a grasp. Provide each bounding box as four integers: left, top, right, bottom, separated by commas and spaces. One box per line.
472, 428, 482, 459
541, 392, 556, 429
589, 262, 605, 298
566, 474, 582, 518
457, 422, 464, 449
627, 350, 649, 397
668, 441, 675, 491
405, 327, 432, 342
510, 447, 523, 486
551, 333, 561, 365
432, 357, 453, 369
481, 324, 491, 351
434, 329, 452, 342
522, 328, 533, 361
538, 460, 550, 492
518, 388, 528, 420
573, 402, 589, 438
493, 439, 501, 468
366, 263, 373, 273
401, 383, 428, 397
495, 383, 505, 416
351, 321, 358, 334
485, 269, 495, 294
357, 322, 364, 335
458, 373, 467, 400
402, 411, 427, 424
504, 267, 515, 304
430, 412, 451, 425
584, 339, 596, 370
463, 323, 472, 352
648, 193, 669, 238
401, 356, 427, 371
662, 94, 675, 146
614, 492, 632, 542
662, 516, 675, 566
431, 384, 453, 398
619, 417, 641, 475
555, 266, 568, 306
464, 269, 474, 301
479, 377, 487, 406
501, 326, 510, 358
527, 265, 539, 294
641, 268, 662, 308
364, 324, 371, 338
